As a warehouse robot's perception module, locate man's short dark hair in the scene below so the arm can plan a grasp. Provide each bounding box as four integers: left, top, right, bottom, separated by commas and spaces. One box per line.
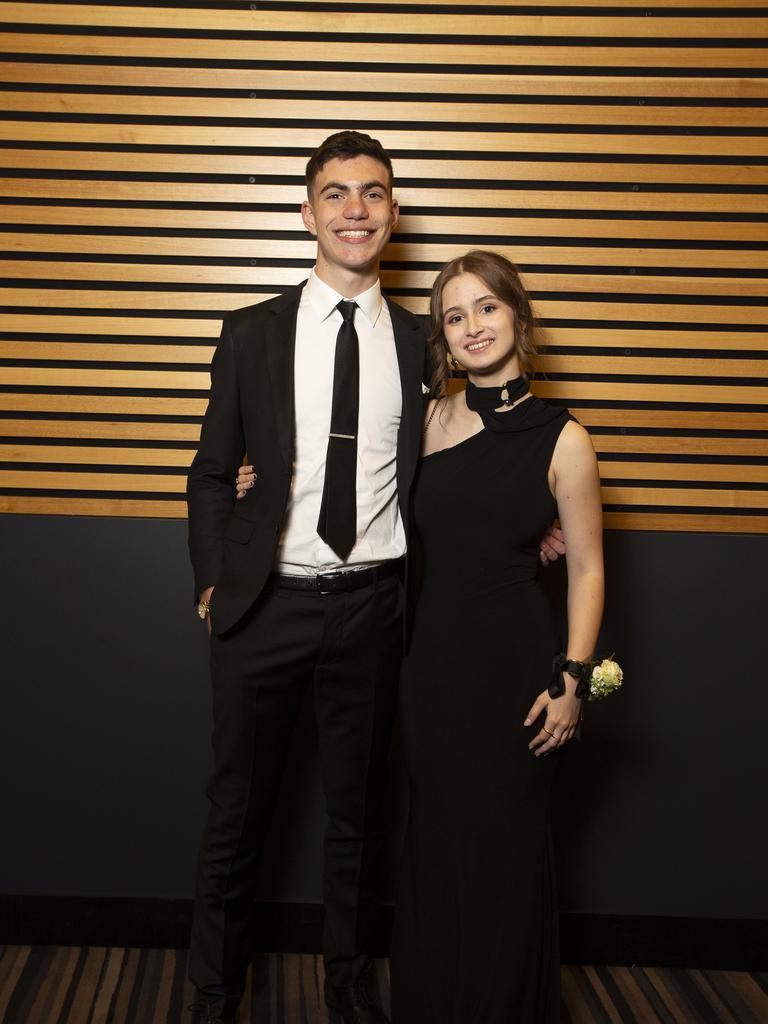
305, 131, 394, 198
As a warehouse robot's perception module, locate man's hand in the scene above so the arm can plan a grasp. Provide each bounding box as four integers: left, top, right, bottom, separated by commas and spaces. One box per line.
539, 525, 565, 565
199, 586, 214, 637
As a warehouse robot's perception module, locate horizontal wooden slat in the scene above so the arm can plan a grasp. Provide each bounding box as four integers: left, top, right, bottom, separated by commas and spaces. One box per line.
531, 381, 768, 404
3, 122, 766, 157
537, 355, 768, 377
0, 232, 318, 259
537, 329, 768, 352
3, 311, 768, 343
573, 409, 768, 430
0, 468, 186, 491
0, 314, 221, 337
296, 0, 768, 5
0, 495, 187, 517
5, 235, 766, 272
0, 393, 208, 415
599, 461, 768, 483
302, 0, 768, 6
2, 4, 765, 37
2, 149, 766, 187
4, 181, 768, 215
291, 0, 768, 7
601, 511, 767, 533
2, 207, 765, 243
1, 419, 765, 456
592, 437, 768, 457
1, 65, 767, 100
3, 290, 767, 328
2, 264, 768, 302
8, 446, 766, 483
8, 341, 765, 372
0, 288, 253, 311
3, 35, 765, 69
2, 0, 765, 11
0, 366, 211, 389
0, 419, 200, 441
6, 92, 768, 130
601, 486, 768, 508
5, 420, 764, 458
0, 289, 262, 311
389, 244, 768, 272
0, 443, 193, 466
3, 365, 767, 402
0, 341, 214, 363
1, 421, 765, 456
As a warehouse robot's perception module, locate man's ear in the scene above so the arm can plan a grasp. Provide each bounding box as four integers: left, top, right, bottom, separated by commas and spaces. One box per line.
301, 199, 317, 236
391, 198, 400, 231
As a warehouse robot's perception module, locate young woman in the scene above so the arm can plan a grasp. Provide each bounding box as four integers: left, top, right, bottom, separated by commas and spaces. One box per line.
237, 251, 603, 1022
390, 251, 603, 1023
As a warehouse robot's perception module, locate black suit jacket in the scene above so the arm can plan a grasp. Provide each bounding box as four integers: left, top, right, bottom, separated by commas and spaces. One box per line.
187, 281, 427, 636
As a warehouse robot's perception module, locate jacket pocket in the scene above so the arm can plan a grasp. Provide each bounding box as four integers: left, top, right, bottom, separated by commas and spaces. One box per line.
225, 514, 256, 544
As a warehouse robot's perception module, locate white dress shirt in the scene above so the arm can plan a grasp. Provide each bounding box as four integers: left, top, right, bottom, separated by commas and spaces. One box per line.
276, 271, 407, 575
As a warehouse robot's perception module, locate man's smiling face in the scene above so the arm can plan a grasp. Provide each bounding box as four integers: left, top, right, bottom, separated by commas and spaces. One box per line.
301, 155, 399, 293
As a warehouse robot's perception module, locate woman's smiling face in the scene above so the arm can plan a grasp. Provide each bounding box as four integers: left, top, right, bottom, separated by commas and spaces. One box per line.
441, 272, 520, 383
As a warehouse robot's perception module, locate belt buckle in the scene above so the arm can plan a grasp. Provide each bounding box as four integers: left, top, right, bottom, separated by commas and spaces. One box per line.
317, 570, 345, 595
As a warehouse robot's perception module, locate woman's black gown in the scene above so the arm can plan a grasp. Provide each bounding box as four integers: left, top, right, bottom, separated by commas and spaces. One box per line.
390, 396, 572, 1024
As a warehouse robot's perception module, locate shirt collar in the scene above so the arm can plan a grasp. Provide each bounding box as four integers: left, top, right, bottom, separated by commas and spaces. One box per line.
305, 269, 382, 328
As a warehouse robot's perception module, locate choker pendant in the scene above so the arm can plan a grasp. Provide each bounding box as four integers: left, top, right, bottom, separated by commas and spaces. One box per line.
465, 374, 528, 412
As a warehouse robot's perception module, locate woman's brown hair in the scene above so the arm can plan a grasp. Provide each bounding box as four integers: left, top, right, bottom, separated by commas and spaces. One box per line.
426, 250, 536, 398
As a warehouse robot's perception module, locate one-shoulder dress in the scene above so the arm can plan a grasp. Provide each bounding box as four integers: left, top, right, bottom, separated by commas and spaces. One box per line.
390, 395, 572, 1024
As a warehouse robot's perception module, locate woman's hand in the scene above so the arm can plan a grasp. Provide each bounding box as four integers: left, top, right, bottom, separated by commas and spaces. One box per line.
524, 677, 582, 757
235, 464, 256, 499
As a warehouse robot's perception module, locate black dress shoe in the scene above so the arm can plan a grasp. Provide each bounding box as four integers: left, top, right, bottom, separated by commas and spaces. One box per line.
325, 976, 390, 1024
188, 997, 236, 1023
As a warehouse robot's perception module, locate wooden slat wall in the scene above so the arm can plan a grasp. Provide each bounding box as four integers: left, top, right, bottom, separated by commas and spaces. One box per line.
0, 0, 766, 532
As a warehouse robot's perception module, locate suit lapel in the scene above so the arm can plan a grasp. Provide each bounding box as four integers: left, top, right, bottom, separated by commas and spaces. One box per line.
263, 282, 305, 470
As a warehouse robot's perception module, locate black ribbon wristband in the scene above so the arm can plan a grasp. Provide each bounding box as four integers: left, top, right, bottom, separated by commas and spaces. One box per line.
548, 652, 592, 700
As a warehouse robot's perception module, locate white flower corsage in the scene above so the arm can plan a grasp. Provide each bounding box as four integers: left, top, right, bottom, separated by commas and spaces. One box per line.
588, 656, 623, 700
549, 652, 624, 700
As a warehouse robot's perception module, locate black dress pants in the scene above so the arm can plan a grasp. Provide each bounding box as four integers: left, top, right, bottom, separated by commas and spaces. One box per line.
189, 571, 403, 1002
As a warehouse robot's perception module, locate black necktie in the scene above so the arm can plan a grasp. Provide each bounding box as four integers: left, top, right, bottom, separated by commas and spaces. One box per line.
317, 300, 359, 560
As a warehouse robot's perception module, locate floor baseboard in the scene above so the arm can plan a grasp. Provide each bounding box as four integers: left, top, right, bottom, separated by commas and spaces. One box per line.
1, 895, 765, 970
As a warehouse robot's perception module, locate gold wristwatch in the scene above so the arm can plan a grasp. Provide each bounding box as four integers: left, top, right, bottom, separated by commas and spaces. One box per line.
197, 598, 211, 620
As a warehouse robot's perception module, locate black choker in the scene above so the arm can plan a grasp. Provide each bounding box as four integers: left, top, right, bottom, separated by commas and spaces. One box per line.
465, 375, 528, 412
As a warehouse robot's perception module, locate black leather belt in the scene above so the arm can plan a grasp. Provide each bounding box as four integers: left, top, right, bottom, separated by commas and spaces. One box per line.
271, 559, 402, 595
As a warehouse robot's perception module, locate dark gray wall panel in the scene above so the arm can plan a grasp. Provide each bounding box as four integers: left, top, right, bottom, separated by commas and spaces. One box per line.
2, 517, 765, 920
556, 531, 767, 920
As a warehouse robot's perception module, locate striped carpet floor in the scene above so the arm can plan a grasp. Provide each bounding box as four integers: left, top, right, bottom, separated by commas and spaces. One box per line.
1, 946, 767, 1024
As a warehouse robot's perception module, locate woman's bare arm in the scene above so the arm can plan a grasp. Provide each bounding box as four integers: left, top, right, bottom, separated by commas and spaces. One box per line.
525, 421, 604, 756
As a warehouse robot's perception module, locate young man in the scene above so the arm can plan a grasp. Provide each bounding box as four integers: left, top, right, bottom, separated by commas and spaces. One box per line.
186, 131, 425, 1024
187, 130, 565, 1023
